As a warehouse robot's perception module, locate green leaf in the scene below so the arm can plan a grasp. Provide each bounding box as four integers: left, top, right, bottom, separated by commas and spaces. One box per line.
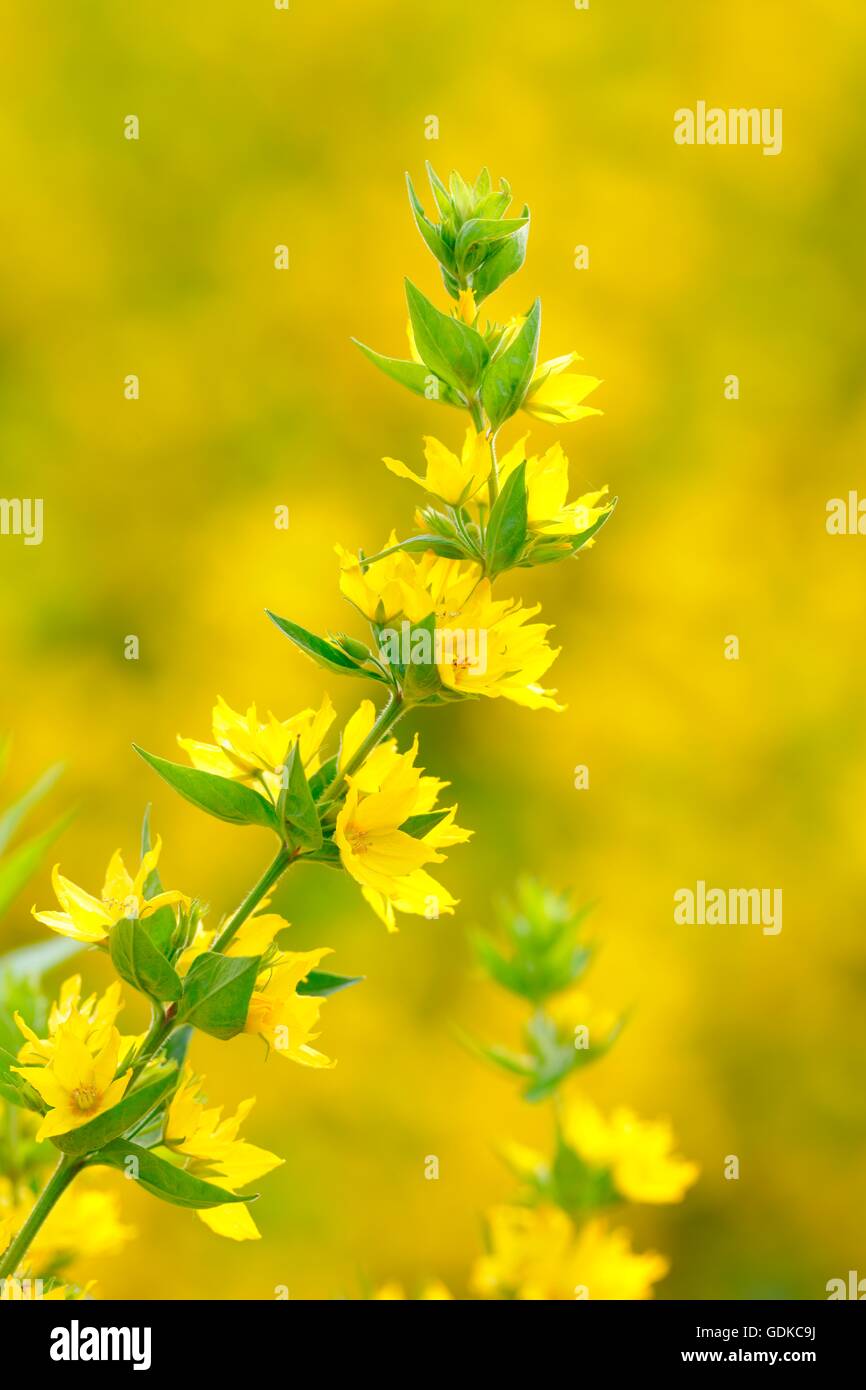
455, 216, 530, 275
472, 208, 530, 303
308, 754, 338, 802
352, 340, 464, 408
297, 970, 364, 998
95, 1139, 256, 1210
134, 746, 279, 831
401, 810, 451, 839
406, 174, 452, 269
362, 534, 468, 563
0, 762, 63, 856
405, 280, 489, 396
277, 742, 323, 852
177, 952, 260, 1040
110, 918, 183, 1003
485, 461, 528, 577
140, 804, 162, 896
52, 1067, 179, 1157
481, 300, 541, 431
569, 497, 617, 553
304, 839, 342, 869
0, 814, 72, 922
398, 611, 444, 704
265, 611, 387, 682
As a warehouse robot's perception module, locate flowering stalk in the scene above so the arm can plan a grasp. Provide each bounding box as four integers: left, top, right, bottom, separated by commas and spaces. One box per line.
1, 163, 615, 1295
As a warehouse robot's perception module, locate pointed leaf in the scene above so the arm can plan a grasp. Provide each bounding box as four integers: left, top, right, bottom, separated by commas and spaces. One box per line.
134, 747, 279, 831
405, 280, 489, 396
296, 970, 363, 998
95, 1139, 256, 1209
110, 918, 182, 1003
352, 340, 464, 407
481, 300, 541, 431
177, 952, 260, 1040
265, 611, 386, 682
278, 743, 323, 851
0, 763, 63, 855
472, 208, 530, 303
485, 461, 528, 577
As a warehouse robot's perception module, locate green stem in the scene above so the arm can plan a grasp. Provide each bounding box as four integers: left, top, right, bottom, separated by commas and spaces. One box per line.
318, 693, 405, 818
212, 844, 294, 954
0, 1153, 82, 1280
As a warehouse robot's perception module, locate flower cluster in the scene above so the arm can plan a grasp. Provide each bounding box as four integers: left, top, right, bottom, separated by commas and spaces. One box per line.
1, 164, 614, 1294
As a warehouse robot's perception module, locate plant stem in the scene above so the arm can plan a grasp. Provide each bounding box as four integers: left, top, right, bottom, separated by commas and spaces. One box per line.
0, 1153, 82, 1279
318, 693, 405, 819
212, 843, 294, 954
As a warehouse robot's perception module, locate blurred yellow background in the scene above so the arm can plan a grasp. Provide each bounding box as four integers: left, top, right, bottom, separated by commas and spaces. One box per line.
1, 0, 865, 1298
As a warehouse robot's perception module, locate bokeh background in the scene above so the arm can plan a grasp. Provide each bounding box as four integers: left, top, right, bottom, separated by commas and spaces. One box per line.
1, 0, 865, 1299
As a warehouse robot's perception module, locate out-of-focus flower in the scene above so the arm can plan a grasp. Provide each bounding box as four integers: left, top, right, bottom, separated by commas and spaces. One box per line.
559, 1095, 699, 1204
384, 428, 490, 505
14, 975, 141, 1068
165, 1070, 283, 1241
178, 695, 335, 803
335, 700, 470, 931
32, 840, 187, 945
14, 1028, 131, 1141
523, 354, 602, 424
435, 579, 563, 711
497, 438, 612, 538
472, 1204, 669, 1299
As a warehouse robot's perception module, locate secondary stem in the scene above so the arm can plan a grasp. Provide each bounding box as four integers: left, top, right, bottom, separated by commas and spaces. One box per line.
0, 1153, 82, 1280
318, 693, 405, 819
212, 843, 294, 954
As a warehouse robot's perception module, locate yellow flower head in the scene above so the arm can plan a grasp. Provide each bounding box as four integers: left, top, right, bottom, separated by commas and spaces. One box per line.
178, 694, 335, 804
472, 1205, 669, 1300
524, 353, 603, 424
384, 428, 490, 506
165, 1069, 284, 1241
32, 838, 188, 945
14, 1027, 132, 1142
435, 578, 563, 711
497, 437, 612, 539
560, 1094, 700, 1205
336, 532, 433, 624
334, 700, 471, 931
244, 945, 335, 1069
15, 975, 141, 1069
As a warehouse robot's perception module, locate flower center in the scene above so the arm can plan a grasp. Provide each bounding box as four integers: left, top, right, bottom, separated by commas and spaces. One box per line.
72, 1083, 99, 1112
347, 826, 372, 855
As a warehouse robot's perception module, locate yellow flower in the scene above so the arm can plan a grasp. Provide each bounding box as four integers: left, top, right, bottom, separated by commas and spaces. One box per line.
384, 428, 490, 505
32, 839, 188, 945
497, 437, 612, 538
31, 1186, 133, 1264
178, 694, 335, 804
244, 946, 335, 1068
15, 975, 141, 1069
14, 1028, 132, 1141
435, 578, 563, 711
456, 288, 477, 324
334, 700, 471, 931
523, 353, 603, 424
336, 532, 433, 624
560, 1094, 699, 1204
545, 987, 621, 1052
165, 1070, 283, 1241
472, 1205, 669, 1300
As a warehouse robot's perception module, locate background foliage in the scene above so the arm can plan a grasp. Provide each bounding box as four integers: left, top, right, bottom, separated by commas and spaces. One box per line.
1, 0, 864, 1298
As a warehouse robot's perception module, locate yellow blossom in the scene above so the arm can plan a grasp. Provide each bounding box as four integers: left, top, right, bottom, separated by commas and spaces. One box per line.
32, 839, 187, 945
435, 579, 564, 711
523, 353, 603, 424
334, 700, 471, 930
497, 437, 612, 538
178, 694, 335, 803
336, 532, 433, 624
244, 946, 335, 1068
15, 975, 142, 1070
559, 1095, 699, 1204
165, 1070, 283, 1241
472, 1205, 669, 1300
14, 1028, 132, 1141
384, 428, 490, 505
